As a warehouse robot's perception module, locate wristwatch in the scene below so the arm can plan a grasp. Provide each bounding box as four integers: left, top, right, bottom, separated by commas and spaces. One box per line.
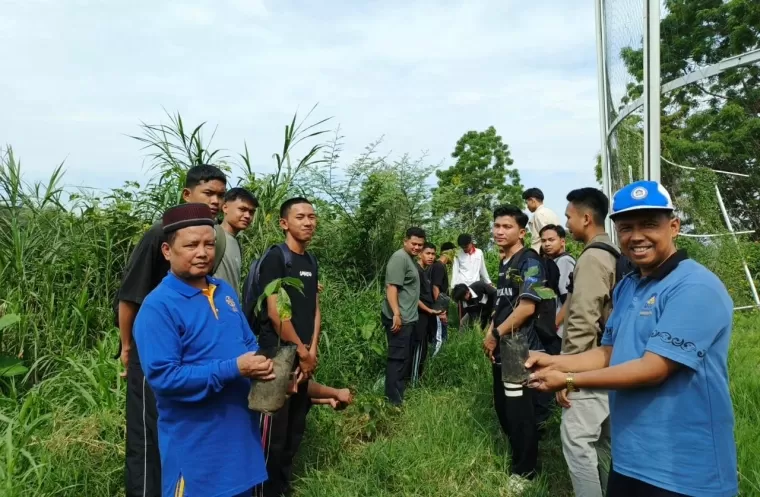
566, 373, 578, 393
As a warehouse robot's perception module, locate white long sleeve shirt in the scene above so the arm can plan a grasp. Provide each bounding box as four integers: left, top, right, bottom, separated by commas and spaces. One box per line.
528, 204, 561, 252
451, 248, 491, 288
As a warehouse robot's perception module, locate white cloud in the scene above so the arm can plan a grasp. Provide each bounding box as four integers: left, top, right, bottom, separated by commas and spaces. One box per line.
0, 0, 601, 214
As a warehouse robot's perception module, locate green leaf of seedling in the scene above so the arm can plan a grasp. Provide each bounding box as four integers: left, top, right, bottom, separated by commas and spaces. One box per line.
255, 279, 282, 314
524, 265, 539, 278
280, 277, 305, 294
533, 286, 557, 300
276, 287, 292, 321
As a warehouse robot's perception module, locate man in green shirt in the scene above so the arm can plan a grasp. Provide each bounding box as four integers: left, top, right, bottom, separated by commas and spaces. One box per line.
213, 188, 258, 297
382, 227, 426, 405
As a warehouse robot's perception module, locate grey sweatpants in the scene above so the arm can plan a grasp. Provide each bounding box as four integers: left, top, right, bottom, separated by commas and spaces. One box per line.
561, 389, 611, 497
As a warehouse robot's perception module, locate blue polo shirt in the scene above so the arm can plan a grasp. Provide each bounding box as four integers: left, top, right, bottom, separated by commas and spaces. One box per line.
133, 273, 268, 497
601, 251, 737, 497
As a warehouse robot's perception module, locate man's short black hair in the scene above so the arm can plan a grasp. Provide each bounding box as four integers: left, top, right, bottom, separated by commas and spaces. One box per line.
423, 242, 436, 251
493, 204, 529, 229
280, 197, 312, 219
440, 241, 456, 252
405, 227, 426, 240
185, 164, 227, 189
522, 187, 544, 202
539, 224, 566, 238
224, 187, 259, 208
457, 234, 472, 248
566, 187, 609, 226
451, 283, 470, 302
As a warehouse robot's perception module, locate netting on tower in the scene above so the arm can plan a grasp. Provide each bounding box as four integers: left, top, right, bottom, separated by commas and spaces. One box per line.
597, 0, 760, 309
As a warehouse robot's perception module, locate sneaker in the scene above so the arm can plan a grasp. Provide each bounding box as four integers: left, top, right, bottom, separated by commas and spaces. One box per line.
507, 474, 532, 494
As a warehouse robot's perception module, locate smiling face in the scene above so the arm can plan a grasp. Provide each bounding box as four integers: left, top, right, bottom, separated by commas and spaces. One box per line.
614, 210, 679, 275
162, 225, 216, 283
281, 202, 317, 243
183, 179, 227, 217
223, 198, 256, 232
404, 236, 425, 257
493, 214, 525, 251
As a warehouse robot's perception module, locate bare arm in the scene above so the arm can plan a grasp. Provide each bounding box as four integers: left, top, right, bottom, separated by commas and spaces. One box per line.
574, 352, 679, 389
418, 300, 437, 315
307, 381, 339, 399
432, 284, 441, 301
495, 299, 536, 336
386, 285, 401, 316
118, 301, 139, 355
534, 345, 613, 373
310, 295, 321, 353
555, 299, 568, 329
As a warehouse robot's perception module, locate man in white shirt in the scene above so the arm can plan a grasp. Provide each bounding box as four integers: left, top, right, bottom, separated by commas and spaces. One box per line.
451, 234, 492, 288
523, 188, 561, 252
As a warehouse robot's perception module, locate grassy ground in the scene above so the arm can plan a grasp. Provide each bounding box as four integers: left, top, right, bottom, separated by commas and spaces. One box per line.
290, 311, 760, 497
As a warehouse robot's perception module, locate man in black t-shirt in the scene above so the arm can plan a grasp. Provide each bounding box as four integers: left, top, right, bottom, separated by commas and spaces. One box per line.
412, 243, 441, 382
116, 164, 227, 497
255, 197, 320, 497
429, 241, 453, 354
482, 204, 551, 485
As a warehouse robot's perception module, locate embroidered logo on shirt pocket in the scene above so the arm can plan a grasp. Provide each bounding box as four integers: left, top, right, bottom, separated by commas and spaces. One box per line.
639, 294, 657, 316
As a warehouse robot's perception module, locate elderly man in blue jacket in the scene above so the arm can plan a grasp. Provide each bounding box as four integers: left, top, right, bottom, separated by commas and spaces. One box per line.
134, 202, 276, 497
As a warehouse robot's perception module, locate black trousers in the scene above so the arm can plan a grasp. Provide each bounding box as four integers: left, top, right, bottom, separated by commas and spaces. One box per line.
125, 362, 161, 497
412, 313, 436, 381
257, 381, 313, 497
607, 470, 689, 497
383, 315, 415, 405
491, 363, 539, 478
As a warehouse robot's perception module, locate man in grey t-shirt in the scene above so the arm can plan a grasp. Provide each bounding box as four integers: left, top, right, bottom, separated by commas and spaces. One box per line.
382, 227, 426, 405
214, 188, 258, 296
539, 224, 575, 337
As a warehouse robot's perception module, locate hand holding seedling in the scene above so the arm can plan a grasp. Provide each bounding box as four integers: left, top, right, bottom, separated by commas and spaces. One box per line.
527, 368, 566, 392
483, 332, 497, 363
237, 352, 276, 380
298, 347, 317, 378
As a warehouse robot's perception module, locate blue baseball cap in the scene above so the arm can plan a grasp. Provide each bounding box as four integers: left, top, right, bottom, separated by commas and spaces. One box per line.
610, 180, 674, 219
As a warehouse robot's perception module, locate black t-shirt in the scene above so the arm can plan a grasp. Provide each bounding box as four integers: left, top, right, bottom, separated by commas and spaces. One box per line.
493, 250, 544, 352
115, 221, 170, 365
417, 264, 434, 307
430, 260, 449, 295
257, 247, 318, 351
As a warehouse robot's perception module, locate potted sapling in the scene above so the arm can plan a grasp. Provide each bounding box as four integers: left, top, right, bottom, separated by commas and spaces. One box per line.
499, 264, 556, 385
248, 276, 303, 414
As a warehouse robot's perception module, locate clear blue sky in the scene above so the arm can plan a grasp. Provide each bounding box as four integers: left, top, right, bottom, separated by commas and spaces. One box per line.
1, 0, 599, 218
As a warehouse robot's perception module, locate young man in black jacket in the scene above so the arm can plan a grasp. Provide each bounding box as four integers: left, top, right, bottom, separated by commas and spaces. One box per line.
451, 281, 496, 331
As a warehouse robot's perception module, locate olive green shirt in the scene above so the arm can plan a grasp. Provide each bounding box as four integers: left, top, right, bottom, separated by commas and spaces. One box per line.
382, 248, 420, 324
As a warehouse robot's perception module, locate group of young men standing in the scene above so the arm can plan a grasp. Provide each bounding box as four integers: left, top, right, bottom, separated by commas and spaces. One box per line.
116, 164, 350, 497
383, 182, 738, 497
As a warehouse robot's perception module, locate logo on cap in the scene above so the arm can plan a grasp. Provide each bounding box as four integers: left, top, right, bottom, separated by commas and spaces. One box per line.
631, 186, 648, 200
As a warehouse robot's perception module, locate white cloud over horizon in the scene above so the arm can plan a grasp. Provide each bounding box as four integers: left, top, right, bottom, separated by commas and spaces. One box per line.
1, 0, 601, 216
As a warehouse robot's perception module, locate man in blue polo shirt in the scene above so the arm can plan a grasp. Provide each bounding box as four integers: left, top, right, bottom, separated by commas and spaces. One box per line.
526, 180, 737, 497
133, 203, 276, 497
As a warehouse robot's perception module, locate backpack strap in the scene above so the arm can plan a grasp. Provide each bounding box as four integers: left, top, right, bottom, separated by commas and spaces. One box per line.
212, 224, 227, 274
583, 241, 620, 259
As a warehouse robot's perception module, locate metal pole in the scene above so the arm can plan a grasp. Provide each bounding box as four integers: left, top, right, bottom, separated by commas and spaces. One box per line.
595, 0, 615, 239
715, 184, 760, 307
643, 0, 662, 183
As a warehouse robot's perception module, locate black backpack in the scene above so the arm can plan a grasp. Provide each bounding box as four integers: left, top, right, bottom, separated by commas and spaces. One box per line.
508, 248, 562, 355
583, 242, 636, 288
241, 243, 318, 334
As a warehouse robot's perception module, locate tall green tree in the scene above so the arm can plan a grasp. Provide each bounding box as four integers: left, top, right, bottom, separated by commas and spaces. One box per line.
432, 126, 523, 246
618, 0, 760, 234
